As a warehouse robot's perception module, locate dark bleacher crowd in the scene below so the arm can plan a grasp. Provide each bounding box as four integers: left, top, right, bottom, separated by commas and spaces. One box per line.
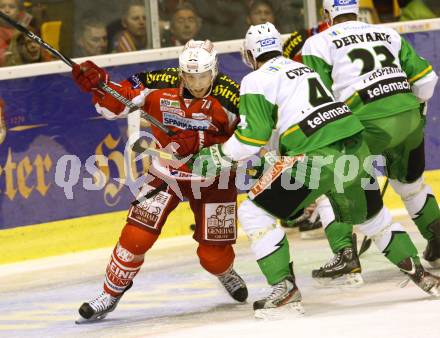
0, 0, 439, 67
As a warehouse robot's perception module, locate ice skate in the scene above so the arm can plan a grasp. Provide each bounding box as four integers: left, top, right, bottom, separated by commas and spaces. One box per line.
399, 258, 440, 297
281, 206, 324, 239
218, 268, 248, 302
299, 215, 324, 240
253, 275, 304, 320
423, 220, 440, 269
312, 246, 364, 287
75, 281, 133, 324
280, 208, 311, 229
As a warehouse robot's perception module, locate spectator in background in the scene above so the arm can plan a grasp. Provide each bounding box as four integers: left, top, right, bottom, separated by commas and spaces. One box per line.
188, 0, 248, 41
113, 0, 147, 53
162, 2, 201, 47
158, 0, 182, 32
0, 98, 6, 144
74, 19, 108, 57
4, 25, 52, 66
0, 0, 32, 66
398, 0, 436, 21
424, 0, 440, 16
246, 0, 275, 25
244, 0, 305, 33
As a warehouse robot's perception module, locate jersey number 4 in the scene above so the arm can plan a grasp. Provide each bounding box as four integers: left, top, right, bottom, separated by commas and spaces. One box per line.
348, 46, 397, 76
308, 77, 333, 107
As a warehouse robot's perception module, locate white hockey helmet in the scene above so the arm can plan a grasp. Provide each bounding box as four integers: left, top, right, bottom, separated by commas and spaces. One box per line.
242, 22, 282, 69
323, 0, 359, 21
179, 40, 218, 97
179, 39, 218, 78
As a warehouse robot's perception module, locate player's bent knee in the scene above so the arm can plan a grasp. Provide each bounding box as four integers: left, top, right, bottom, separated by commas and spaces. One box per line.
357, 208, 405, 251
389, 177, 434, 216
197, 244, 235, 275
119, 223, 159, 255
389, 177, 425, 199
238, 199, 277, 236
357, 207, 392, 237
250, 227, 286, 260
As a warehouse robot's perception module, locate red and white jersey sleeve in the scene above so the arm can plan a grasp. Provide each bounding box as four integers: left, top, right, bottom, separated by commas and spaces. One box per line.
92, 79, 153, 120
92, 67, 182, 120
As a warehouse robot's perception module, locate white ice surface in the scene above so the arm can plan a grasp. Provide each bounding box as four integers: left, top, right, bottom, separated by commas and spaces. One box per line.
0, 218, 438, 338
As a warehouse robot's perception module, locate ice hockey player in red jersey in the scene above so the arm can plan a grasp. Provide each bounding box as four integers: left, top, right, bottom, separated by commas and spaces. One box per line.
71, 40, 247, 323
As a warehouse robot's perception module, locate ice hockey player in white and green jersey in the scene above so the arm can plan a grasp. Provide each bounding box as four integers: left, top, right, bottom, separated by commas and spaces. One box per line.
302, 0, 440, 287
189, 22, 440, 319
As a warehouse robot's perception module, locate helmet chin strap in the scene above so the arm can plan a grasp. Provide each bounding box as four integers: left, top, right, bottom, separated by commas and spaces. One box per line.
323, 10, 333, 26
249, 54, 260, 70
252, 59, 258, 71
248, 51, 258, 70
244, 50, 258, 70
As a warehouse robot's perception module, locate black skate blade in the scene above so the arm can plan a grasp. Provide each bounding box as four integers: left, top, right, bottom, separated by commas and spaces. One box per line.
313, 273, 364, 288
254, 302, 305, 320
75, 313, 108, 325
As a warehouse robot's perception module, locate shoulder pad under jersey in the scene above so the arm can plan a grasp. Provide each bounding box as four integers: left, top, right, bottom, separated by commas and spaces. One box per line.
282, 29, 308, 60
127, 67, 181, 90
211, 73, 240, 116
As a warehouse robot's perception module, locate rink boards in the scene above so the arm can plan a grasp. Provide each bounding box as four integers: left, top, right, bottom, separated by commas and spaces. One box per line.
1, 173, 439, 264
1, 19, 440, 263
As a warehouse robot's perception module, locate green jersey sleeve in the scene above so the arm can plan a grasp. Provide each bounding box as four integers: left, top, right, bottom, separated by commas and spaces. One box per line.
399, 37, 433, 84
301, 54, 334, 91
235, 93, 276, 147
302, 37, 334, 91
235, 73, 277, 147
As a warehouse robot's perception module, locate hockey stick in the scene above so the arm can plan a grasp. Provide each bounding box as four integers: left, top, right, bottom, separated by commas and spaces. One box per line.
358, 177, 390, 256
131, 182, 168, 206
132, 140, 178, 160
131, 140, 260, 175
0, 11, 175, 137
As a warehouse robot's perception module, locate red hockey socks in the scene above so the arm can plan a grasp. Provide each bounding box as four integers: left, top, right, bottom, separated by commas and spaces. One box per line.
103, 223, 159, 296
197, 243, 235, 275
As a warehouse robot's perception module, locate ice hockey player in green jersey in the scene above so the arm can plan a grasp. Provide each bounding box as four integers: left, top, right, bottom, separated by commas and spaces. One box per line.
302, 0, 440, 289
189, 21, 440, 319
